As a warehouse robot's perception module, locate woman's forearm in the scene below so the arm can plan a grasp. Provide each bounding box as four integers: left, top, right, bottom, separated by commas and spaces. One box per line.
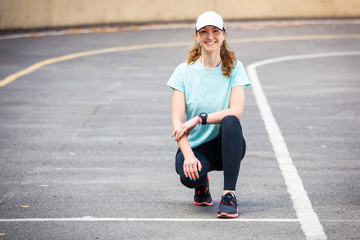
177, 135, 195, 158
205, 108, 242, 124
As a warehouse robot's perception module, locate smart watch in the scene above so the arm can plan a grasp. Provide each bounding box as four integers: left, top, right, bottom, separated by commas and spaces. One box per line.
199, 112, 208, 125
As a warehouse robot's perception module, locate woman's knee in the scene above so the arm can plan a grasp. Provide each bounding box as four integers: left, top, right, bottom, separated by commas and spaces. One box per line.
220, 115, 242, 131
220, 115, 246, 157
180, 177, 197, 188
175, 149, 211, 188
179, 172, 208, 189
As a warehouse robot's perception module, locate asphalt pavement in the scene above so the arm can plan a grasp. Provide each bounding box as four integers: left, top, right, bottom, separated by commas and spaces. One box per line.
0, 20, 359, 239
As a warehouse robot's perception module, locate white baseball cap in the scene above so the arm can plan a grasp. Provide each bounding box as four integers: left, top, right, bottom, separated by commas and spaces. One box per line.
195, 11, 225, 32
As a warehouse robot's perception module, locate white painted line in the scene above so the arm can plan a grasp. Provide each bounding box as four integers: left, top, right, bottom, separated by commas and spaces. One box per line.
246, 51, 360, 240
247, 51, 360, 68
0, 217, 299, 222
321, 219, 360, 222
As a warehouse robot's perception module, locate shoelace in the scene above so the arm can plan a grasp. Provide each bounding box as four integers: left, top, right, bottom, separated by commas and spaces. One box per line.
221, 194, 235, 206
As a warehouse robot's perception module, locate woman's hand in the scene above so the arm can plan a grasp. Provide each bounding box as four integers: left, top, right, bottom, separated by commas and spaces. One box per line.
172, 117, 198, 141
183, 155, 202, 180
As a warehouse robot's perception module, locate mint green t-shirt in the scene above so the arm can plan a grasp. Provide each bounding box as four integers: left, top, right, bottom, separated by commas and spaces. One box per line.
167, 60, 250, 148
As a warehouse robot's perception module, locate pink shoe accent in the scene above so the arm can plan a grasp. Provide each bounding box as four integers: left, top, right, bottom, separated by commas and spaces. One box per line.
217, 208, 239, 218
193, 200, 213, 206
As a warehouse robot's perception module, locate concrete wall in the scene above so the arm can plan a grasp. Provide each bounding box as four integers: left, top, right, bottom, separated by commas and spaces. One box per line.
1, 0, 360, 30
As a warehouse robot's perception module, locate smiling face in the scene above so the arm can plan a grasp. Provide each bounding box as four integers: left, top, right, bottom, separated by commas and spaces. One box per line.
197, 26, 226, 53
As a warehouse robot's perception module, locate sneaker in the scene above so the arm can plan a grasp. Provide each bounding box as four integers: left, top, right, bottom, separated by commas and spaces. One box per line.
217, 192, 239, 218
193, 175, 213, 206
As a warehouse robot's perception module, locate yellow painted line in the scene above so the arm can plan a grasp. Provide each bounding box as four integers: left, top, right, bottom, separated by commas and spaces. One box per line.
0, 42, 189, 87
1, 34, 360, 87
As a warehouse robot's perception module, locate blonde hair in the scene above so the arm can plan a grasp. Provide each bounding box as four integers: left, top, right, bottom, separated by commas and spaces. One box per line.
186, 34, 237, 77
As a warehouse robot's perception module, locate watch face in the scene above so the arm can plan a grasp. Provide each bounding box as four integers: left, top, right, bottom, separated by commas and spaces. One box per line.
200, 112, 207, 125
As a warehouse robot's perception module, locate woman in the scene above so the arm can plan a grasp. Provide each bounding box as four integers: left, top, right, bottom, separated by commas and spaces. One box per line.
167, 11, 250, 218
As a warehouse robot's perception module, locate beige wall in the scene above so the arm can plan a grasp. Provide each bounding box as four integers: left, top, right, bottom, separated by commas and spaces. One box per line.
1, 0, 360, 30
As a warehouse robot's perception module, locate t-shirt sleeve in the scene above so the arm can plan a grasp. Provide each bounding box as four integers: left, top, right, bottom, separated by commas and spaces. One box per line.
230, 61, 251, 88
167, 64, 185, 92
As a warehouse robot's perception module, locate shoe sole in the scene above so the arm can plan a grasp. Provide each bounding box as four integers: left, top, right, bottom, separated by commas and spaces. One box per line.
217, 209, 239, 218
193, 200, 213, 206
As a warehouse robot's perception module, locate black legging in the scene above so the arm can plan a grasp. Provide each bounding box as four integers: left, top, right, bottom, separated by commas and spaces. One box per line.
175, 115, 246, 191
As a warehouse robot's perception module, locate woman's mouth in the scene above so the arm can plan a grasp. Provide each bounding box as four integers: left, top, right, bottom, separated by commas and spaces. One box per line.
205, 41, 216, 46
